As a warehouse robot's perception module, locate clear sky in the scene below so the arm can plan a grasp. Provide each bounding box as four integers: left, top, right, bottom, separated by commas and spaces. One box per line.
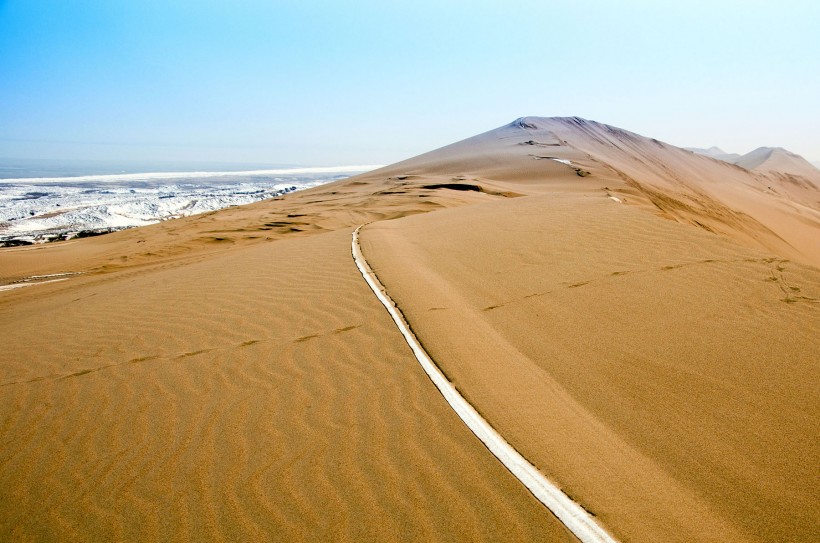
1, 0, 819, 166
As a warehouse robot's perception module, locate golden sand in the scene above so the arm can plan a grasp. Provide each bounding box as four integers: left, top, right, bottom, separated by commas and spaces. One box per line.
1, 117, 818, 541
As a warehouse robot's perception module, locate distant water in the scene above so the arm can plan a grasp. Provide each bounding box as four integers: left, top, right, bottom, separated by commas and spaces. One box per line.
0, 160, 380, 245
0, 158, 310, 179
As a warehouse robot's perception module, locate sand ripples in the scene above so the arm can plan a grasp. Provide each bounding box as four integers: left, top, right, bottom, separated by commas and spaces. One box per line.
0, 229, 575, 541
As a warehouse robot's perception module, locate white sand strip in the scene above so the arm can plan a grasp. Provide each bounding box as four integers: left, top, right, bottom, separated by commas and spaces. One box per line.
0, 278, 68, 292
28, 273, 78, 279
0, 283, 32, 292
352, 225, 619, 543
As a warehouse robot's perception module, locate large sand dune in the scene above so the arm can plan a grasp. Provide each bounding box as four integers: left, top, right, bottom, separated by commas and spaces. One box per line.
1, 117, 818, 541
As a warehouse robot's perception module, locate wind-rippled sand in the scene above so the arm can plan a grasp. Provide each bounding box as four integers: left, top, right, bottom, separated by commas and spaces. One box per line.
1, 117, 818, 541
0, 229, 577, 541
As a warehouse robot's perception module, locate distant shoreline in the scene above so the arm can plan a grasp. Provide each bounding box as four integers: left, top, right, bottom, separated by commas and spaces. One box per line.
0, 166, 381, 245
0, 165, 383, 184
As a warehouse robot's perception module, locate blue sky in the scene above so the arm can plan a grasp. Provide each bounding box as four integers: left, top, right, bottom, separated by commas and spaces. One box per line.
1, 0, 819, 165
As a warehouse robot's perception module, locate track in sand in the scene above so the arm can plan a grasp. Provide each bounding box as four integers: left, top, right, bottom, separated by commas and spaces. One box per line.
352, 225, 618, 543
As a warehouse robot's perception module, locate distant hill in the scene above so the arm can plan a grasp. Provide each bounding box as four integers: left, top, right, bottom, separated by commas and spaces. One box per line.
688, 145, 820, 183
734, 146, 819, 177
685, 146, 742, 163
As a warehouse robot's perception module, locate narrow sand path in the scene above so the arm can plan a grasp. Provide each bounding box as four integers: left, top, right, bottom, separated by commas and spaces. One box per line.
352, 225, 618, 543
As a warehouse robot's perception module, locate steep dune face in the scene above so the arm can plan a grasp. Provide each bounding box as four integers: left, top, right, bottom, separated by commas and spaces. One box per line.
542, 118, 820, 267
356, 116, 820, 267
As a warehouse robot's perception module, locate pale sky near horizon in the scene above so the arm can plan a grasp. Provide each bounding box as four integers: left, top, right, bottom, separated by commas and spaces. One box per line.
1, 0, 819, 166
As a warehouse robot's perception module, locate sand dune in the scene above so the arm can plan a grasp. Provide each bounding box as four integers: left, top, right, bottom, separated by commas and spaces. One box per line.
734, 146, 820, 178
353, 226, 615, 543
1, 116, 818, 542
361, 196, 819, 542
687, 145, 820, 181
359, 116, 820, 267
0, 229, 576, 541
686, 146, 742, 163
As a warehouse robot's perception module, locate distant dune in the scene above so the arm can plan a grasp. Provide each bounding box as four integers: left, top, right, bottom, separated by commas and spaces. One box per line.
685, 146, 742, 163
734, 146, 820, 177
1, 117, 818, 542
689, 144, 820, 182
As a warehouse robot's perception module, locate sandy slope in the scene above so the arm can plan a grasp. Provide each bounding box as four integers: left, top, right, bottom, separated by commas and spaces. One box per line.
0, 229, 577, 542
1, 116, 818, 542
362, 195, 819, 542
356, 117, 820, 267
353, 227, 616, 543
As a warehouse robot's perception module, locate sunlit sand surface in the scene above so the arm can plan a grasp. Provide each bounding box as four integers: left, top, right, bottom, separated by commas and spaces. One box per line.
1, 118, 817, 542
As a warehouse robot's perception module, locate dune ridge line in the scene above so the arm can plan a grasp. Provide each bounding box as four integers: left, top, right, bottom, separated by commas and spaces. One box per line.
351, 225, 619, 543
